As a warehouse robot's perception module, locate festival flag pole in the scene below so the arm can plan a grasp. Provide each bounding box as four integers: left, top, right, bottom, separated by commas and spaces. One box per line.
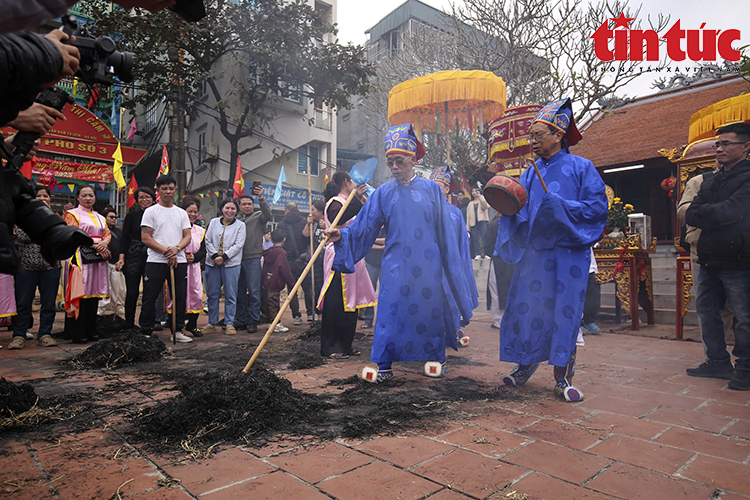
307, 153, 315, 313
243, 187, 359, 373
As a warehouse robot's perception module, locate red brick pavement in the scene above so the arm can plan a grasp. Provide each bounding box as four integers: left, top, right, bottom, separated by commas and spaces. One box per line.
1, 310, 748, 500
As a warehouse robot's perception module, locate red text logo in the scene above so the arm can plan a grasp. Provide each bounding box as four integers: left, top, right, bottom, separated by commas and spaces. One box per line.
591, 12, 741, 62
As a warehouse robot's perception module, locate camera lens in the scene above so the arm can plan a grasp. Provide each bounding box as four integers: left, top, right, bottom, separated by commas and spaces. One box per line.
107, 51, 135, 83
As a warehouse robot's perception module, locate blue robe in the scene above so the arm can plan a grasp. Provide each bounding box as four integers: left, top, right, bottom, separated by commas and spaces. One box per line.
443, 202, 478, 336
333, 177, 477, 363
495, 149, 607, 367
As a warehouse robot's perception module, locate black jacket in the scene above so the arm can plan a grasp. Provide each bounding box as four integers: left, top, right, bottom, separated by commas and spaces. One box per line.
685, 160, 750, 269
0, 32, 62, 125
278, 209, 307, 260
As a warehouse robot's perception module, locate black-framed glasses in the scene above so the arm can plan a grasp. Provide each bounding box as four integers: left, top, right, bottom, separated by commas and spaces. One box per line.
529, 131, 554, 142
712, 140, 749, 150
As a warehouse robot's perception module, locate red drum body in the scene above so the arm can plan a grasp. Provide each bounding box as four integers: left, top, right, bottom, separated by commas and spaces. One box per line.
483, 174, 528, 215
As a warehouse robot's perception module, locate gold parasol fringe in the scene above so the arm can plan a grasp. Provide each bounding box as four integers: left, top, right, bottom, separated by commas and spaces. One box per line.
688, 93, 750, 142
388, 70, 507, 130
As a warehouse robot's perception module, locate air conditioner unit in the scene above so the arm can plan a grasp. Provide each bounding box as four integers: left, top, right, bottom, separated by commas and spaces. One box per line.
202, 143, 219, 161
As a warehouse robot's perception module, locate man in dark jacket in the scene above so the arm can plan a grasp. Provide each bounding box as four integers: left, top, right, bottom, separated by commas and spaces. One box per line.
277, 202, 313, 325
685, 122, 750, 391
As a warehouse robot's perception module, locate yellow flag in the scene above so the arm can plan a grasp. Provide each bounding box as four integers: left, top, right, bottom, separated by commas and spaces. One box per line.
112, 142, 126, 190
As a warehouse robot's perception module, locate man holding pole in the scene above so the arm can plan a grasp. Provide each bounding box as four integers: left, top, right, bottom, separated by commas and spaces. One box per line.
495, 98, 607, 402
140, 175, 192, 343
325, 125, 477, 382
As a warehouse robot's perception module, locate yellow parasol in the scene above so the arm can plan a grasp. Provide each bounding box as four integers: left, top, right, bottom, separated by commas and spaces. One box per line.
688, 93, 750, 142
388, 70, 507, 162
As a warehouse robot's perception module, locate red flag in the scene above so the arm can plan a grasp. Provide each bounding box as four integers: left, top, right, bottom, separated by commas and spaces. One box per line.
126, 175, 139, 209
232, 157, 245, 198
87, 85, 100, 108
20, 160, 33, 179
158, 143, 170, 176
459, 172, 472, 197
155, 144, 169, 203
324, 166, 330, 185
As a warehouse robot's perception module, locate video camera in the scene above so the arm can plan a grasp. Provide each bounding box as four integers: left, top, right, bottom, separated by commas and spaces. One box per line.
0, 88, 93, 275
61, 15, 134, 85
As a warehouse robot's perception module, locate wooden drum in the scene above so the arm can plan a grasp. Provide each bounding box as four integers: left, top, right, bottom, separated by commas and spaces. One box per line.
483, 174, 528, 215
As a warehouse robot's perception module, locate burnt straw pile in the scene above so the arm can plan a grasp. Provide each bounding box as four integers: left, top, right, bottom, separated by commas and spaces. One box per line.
133, 369, 328, 449
0, 379, 91, 431
69, 332, 168, 369
0, 378, 37, 418
95, 314, 131, 338
131, 369, 534, 452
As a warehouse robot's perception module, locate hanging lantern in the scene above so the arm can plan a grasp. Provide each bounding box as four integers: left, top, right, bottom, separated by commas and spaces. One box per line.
660, 176, 676, 192
37, 170, 57, 191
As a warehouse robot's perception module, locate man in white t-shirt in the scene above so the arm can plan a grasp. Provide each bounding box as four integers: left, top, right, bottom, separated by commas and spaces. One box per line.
140, 175, 193, 342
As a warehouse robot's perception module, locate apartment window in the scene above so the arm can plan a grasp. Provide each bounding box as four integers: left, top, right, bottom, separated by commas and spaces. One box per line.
279, 80, 300, 102
144, 102, 159, 133
298, 145, 319, 176
197, 126, 207, 165
197, 80, 208, 98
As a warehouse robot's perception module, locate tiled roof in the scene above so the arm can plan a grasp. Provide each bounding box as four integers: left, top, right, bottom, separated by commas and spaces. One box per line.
571, 76, 748, 168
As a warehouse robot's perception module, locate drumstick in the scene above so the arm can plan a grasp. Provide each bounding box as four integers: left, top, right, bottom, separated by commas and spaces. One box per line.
532, 162, 548, 193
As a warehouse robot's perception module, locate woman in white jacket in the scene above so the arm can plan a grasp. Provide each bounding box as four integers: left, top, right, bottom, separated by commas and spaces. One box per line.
203, 198, 246, 335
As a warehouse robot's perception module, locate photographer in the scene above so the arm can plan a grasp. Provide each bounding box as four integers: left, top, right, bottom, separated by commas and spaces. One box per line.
0, 30, 79, 126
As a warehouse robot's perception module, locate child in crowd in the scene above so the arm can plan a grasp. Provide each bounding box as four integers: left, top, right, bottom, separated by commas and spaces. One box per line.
262, 230, 296, 333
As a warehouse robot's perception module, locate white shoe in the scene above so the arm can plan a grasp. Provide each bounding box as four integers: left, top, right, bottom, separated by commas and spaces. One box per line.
274, 323, 289, 333
25, 332, 35, 340
474, 256, 481, 260
293, 317, 302, 326
171, 331, 193, 343
484, 255, 491, 260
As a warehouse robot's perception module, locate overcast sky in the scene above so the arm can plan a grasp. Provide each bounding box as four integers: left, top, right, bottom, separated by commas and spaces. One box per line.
336, 0, 749, 98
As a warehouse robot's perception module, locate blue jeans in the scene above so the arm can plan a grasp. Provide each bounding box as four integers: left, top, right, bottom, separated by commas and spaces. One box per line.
205, 264, 242, 326
12, 268, 61, 339
236, 258, 262, 324
696, 267, 750, 370
363, 260, 381, 324
470, 220, 488, 257
235, 268, 249, 325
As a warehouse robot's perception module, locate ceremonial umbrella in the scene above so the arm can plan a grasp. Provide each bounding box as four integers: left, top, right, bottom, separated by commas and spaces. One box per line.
688, 93, 750, 142
387, 70, 507, 163
488, 104, 543, 178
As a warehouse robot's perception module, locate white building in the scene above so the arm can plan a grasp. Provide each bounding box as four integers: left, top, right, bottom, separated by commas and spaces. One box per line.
185, 0, 337, 221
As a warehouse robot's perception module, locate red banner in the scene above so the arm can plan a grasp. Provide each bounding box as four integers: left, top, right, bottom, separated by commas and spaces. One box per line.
2, 103, 146, 165
32, 157, 113, 183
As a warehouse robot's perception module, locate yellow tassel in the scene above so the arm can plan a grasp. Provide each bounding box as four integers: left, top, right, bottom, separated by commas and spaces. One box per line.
388, 70, 507, 131
689, 93, 750, 142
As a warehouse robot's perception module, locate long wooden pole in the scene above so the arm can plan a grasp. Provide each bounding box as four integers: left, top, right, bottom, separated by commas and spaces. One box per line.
169, 266, 177, 345
307, 159, 315, 312
243, 188, 359, 373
